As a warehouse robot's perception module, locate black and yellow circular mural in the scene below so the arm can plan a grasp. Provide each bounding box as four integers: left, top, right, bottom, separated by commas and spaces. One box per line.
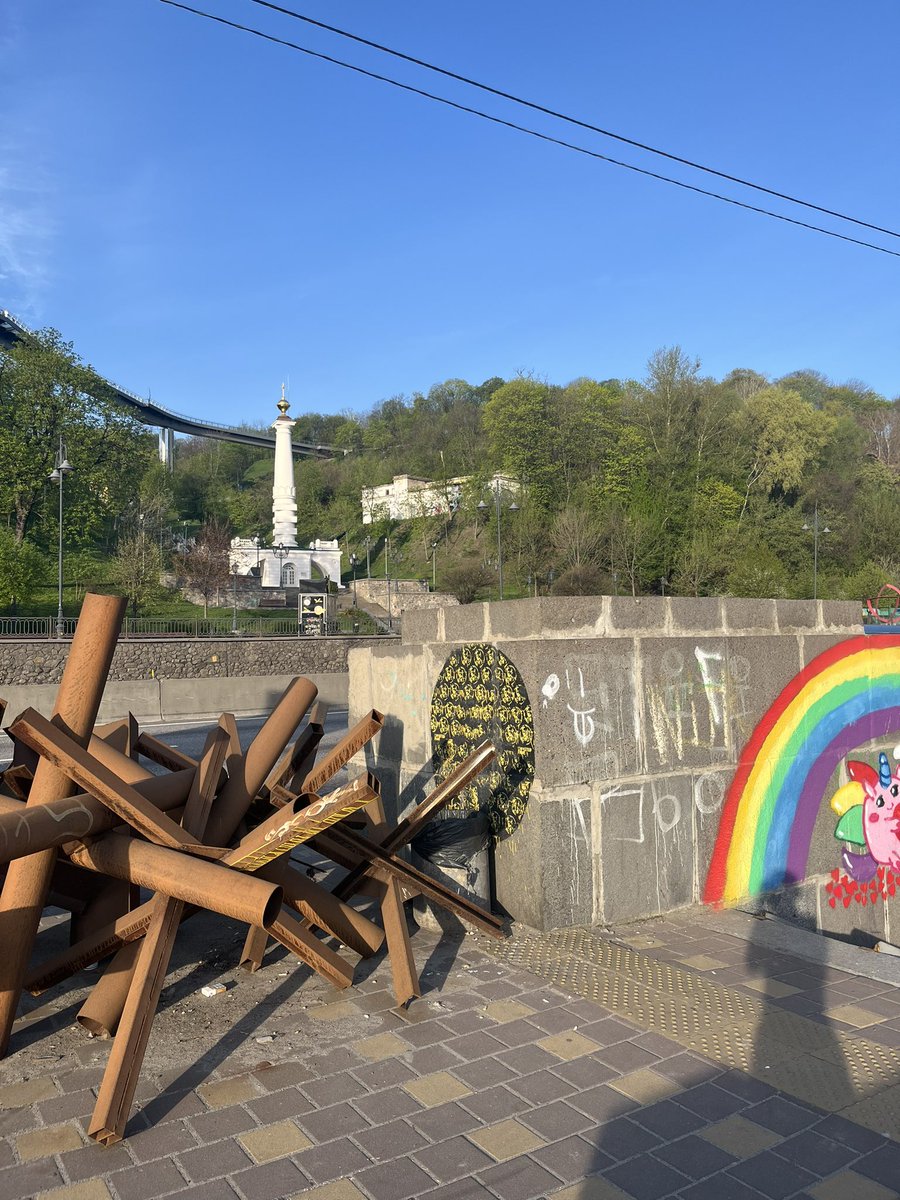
430, 643, 535, 839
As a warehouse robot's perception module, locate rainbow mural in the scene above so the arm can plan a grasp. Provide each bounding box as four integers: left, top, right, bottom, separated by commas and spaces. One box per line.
704, 635, 900, 907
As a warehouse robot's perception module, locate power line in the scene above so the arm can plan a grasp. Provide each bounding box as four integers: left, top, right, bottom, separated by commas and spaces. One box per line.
157, 0, 900, 261
248, 0, 900, 246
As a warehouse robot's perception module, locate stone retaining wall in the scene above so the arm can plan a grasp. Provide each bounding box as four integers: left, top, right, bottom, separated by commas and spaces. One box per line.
0, 636, 378, 687
0, 636, 381, 725
354, 579, 459, 614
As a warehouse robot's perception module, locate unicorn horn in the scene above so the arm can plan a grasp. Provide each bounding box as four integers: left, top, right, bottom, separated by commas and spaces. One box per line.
879, 752, 891, 786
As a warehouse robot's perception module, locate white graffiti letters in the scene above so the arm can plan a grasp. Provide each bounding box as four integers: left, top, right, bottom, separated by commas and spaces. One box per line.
566, 703, 596, 747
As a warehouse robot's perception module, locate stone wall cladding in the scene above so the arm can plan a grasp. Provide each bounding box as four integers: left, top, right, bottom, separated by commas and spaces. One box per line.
354, 579, 458, 614
0, 637, 384, 687
350, 595, 866, 932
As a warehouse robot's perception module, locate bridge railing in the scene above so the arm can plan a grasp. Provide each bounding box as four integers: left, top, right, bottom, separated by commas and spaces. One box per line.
0, 613, 395, 640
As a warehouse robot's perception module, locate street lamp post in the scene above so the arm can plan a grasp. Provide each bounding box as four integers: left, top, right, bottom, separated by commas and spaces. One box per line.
350, 553, 358, 607
802, 503, 831, 600
478, 485, 519, 599
431, 541, 438, 591
272, 543, 288, 589
365, 536, 371, 579
49, 435, 73, 638
231, 560, 239, 633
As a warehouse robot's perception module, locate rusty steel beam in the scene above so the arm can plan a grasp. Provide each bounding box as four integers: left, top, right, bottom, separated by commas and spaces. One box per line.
366, 797, 420, 1007
265, 909, 353, 990
333, 741, 496, 903
76, 723, 231, 1042
76, 940, 142, 1037
89, 895, 184, 1144
246, 858, 385, 961
87, 722, 234, 1144
300, 710, 383, 794
264, 701, 328, 806
223, 775, 378, 873
9, 710, 222, 858
239, 924, 270, 972
0, 765, 33, 801
134, 732, 198, 773
316, 825, 505, 938
27, 901, 178, 994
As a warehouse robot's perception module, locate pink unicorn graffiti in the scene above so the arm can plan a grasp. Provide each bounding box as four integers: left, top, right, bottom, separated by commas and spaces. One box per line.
832, 751, 900, 882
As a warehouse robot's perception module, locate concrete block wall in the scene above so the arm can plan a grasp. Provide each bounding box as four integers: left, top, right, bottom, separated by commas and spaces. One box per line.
348, 596, 876, 932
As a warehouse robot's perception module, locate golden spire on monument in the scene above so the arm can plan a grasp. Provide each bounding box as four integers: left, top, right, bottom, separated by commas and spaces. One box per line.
277, 382, 290, 415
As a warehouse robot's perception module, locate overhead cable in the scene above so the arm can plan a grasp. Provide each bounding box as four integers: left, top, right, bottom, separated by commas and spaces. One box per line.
248, 0, 900, 245
157, 0, 900, 260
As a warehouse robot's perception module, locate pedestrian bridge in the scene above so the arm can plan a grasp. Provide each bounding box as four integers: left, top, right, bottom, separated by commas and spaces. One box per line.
0, 309, 347, 466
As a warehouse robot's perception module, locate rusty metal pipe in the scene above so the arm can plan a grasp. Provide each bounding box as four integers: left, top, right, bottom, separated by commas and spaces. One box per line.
0, 593, 125, 1055
67, 834, 283, 929
86, 734, 161, 784
0, 770, 194, 866
204, 677, 317, 847
76, 941, 142, 1037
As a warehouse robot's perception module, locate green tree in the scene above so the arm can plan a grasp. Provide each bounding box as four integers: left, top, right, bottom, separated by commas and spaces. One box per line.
68, 548, 108, 603
737, 387, 836, 518
482, 376, 559, 509
725, 544, 790, 599
109, 532, 164, 617
506, 500, 551, 593
0, 530, 44, 612
333, 418, 365, 452
554, 378, 621, 501
628, 346, 702, 470
604, 489, 666, 596
594, 425, 651, 503
0, 328, 151, 546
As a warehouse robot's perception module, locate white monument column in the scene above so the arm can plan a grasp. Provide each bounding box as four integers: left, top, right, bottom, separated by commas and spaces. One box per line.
271, 389, 297, 547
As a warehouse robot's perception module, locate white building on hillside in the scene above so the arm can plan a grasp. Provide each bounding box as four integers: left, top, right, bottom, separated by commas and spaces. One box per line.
361, 472, 519, 525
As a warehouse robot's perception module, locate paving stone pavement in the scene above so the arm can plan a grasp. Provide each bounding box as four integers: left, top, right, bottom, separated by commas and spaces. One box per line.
1, 907, 900, 1200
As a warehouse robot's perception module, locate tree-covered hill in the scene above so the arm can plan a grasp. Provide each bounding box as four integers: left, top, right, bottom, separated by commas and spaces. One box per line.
2, 328, 898, 611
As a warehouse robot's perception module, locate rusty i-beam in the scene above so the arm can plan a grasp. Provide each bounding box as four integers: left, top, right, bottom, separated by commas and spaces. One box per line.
88, 722, 235, 1144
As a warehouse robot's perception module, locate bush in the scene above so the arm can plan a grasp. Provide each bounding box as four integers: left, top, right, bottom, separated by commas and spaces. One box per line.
725, 545, 789, 599
443, 563, 492, 604
550, 565, 605, 596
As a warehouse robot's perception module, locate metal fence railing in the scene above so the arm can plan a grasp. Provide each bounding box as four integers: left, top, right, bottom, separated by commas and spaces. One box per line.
0, 613, 396, 640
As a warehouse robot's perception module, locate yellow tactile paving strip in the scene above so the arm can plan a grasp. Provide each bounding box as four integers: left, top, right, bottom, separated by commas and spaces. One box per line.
476, 925, 900, 1139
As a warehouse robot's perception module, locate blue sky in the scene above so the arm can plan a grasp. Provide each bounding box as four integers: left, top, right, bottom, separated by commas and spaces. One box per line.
3, 1, 899, 426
